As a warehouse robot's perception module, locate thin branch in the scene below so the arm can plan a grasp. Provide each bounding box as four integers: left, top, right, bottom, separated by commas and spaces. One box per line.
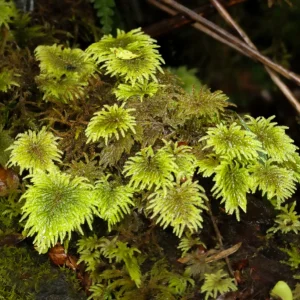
210, 0, 300, 113
145, 0, 247, 37
157, 0, 300, 86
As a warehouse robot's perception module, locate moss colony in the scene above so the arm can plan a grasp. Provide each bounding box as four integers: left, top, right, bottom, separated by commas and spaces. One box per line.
1, 0, 300, 299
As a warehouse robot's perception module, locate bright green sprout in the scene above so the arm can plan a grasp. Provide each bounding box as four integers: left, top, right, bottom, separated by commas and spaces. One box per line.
268, 202, 300, 234
147, 179, 207, 238
123, 145, 178, 192
201, 270, 237, 300
200, 122, 263, 161
7, 127, 62, 174
86, 103, 136, 144
93, 175, 134, 231
21, 170, 97, 253
86, 28, 164, 85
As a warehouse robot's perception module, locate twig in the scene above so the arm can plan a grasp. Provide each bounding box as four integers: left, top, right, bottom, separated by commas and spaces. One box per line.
204, 198, 235, 277
209, 0, 300, 113
145, 0, 246, 37
157, 0, 300, 86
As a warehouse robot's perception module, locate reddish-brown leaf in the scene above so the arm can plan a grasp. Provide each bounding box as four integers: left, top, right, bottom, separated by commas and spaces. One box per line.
0, 167, 19, 196
48, 243, 67, 265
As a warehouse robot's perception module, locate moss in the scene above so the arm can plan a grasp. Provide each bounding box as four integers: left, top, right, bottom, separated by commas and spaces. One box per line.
0, 245, 84, 299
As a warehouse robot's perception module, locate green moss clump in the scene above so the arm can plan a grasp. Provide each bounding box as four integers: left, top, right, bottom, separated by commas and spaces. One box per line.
0, 246, 82, 299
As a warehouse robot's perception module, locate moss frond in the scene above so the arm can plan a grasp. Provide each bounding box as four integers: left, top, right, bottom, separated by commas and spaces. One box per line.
168, 66, 202, 93
86, 103, 136, 144
163, 141, 197, 180
0, 69, 20, 92
251, 161, 297, 206
147, 179, 207, 237
7, 127, 62, 174
93, 175, 134, 230
86, 28, 164, 85
36, 74, 87, 103
0, 0, 16, 28
114, 81, 160, 101
35, 44, 96, 103
79, 235, 142, 287
110, 241, 142, 287
77, 235, 104, 273
280, 152, 300, 183
200, 122, 263, 161
279, 244, 300, 269
123, 146, 178, 192
212, 161, 251, 219
21, 170, 97, 253
178, 233, 206, 257
168, 273, 194, 295
0, 126, 13, 167
67, 155, 103, 182
90, 0, 116, 34
179, 87, 232, 119
99, 134, 134, 167
268, 202, 300, 234
35, 44, 96, 80
197, 154, 220, 177
246, 115, 297, 162
201, 270, 237, 300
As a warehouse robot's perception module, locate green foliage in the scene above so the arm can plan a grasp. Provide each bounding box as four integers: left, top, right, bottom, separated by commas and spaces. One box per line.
123, 145, 178, 192
35, 44, 96, 102
198, 116, 300, 219
109, 241, 142, 287
197, 154, 220, 177
147, 179, 207, 237
168, 272, 195, 295
78, 242, 194, 300
200, 122, 263, 161
36, 74, 87, 103
86, 28, 164, 85
85, 103, 136, 144
0, 245, 83, 300
35, 44, 95, 79
77, 235, 103, 273
293, 283, 300, 300
99, 134, 134, 167
280, 244, 300, 269
201, 270, 237, 300
78, 235, 142, 287
245, 116, 297, 162
66, 154, 103, 182
3, 23, 300, 300
0, 0, 16, 28
168, 66, 202, 93
0, 126, 13, 167
20, 170, 97, 253
0, 192, 23, 231
0, 69, 19, 92
114, 81, 160, 101
93, 175, 134, 230
0, 246, 53, 299
270, 281, 293, 300
90, 0, 116, 34
11, 13, 46, 48
178, 232, 206, 256
6, 127, 62, 174
212, 161, 250, 219
251, 162, 297, 207
179, 87, 232, 120
268, 202, 300, 234
163, 141, 197, 181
